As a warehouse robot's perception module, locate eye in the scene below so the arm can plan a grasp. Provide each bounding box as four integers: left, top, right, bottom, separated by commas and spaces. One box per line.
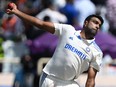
93, 20, 99, 24
93, 20, 101, 26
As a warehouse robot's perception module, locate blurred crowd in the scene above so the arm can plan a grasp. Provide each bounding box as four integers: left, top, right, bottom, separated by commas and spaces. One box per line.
0, 0, 116, 87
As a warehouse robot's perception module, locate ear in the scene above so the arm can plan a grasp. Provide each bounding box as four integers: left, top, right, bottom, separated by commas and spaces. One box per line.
84, 21, 88, 27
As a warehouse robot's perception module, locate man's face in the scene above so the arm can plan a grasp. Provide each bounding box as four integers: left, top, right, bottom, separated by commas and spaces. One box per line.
84, 17, 102, 37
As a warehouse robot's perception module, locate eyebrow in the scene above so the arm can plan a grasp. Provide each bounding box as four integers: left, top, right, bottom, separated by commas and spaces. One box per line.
92, 18, 102, 25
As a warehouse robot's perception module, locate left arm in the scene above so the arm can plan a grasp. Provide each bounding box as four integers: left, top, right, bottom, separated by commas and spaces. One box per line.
85, 67, 97, 87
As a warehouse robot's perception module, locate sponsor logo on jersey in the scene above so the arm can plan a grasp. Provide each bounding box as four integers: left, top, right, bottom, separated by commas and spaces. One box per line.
64, 43, 87, 60
69, 37, 73, 40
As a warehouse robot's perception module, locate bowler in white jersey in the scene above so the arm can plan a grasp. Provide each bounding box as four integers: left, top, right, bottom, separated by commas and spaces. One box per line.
6, 3, 104, 87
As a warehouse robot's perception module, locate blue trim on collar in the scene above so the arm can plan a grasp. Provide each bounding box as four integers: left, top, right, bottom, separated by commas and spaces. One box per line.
74, 31, 95, 44
74, 32, 81, 40
77, 35, 81, 40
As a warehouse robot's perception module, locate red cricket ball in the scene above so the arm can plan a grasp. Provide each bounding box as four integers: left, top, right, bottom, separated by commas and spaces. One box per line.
7, 2, 14, 10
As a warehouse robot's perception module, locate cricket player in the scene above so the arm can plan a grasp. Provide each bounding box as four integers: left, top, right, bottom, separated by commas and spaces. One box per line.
6, 2, 104, 87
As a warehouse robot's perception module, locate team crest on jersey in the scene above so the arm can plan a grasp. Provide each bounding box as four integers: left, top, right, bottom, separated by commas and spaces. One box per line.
86, 47, 90, 52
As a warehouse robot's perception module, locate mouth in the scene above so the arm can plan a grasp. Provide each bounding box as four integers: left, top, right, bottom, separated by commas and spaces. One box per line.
92, 28, 97, 30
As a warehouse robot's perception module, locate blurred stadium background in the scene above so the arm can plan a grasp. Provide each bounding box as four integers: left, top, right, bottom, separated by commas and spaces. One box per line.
0, 0, 116, 87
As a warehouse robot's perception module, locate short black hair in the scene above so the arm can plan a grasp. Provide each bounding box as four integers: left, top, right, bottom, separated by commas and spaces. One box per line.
84, 14, 104, 25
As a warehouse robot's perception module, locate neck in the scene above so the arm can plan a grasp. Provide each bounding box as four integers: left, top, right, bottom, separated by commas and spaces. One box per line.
80, 30, 94, 40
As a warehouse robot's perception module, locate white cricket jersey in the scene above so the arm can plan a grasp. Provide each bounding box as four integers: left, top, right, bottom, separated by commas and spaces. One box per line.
43, 23, 103, 80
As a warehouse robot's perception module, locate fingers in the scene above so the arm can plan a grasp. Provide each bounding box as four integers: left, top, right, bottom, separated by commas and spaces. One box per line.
6, 9, 11, 14
6, 2, 17, 14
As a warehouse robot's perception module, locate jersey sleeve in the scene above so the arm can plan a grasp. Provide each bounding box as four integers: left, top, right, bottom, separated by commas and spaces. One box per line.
53, 23, 75, 36
90, 52, 103, 72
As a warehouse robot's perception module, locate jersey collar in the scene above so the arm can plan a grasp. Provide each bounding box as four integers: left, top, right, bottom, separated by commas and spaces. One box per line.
74, 30, 95, 45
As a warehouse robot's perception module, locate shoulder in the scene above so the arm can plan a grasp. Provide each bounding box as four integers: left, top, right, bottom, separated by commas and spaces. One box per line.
54, 23, 75, 31
53, 23, 76, 35
92, 41, 103, 54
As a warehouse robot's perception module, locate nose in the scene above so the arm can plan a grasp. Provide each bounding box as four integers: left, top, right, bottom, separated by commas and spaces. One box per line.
96, 24, 100, 30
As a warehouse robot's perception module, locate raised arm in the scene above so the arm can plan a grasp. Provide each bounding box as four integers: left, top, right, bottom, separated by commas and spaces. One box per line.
6, 3, 55, 34
85, 67, 97, 87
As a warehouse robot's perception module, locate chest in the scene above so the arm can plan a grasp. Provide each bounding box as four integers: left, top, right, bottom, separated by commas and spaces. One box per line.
63, 32, 93, 62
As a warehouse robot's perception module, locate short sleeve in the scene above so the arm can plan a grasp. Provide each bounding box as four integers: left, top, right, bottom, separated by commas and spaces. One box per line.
53, 23, 63, 36
53, 23, 75, 36
90, 52, 103, 72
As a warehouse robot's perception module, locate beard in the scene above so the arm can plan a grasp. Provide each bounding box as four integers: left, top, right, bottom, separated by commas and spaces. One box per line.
85, 27, 97, 38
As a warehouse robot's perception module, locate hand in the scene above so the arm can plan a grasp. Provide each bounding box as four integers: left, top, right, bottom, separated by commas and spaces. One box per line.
6, 2, 17, 14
